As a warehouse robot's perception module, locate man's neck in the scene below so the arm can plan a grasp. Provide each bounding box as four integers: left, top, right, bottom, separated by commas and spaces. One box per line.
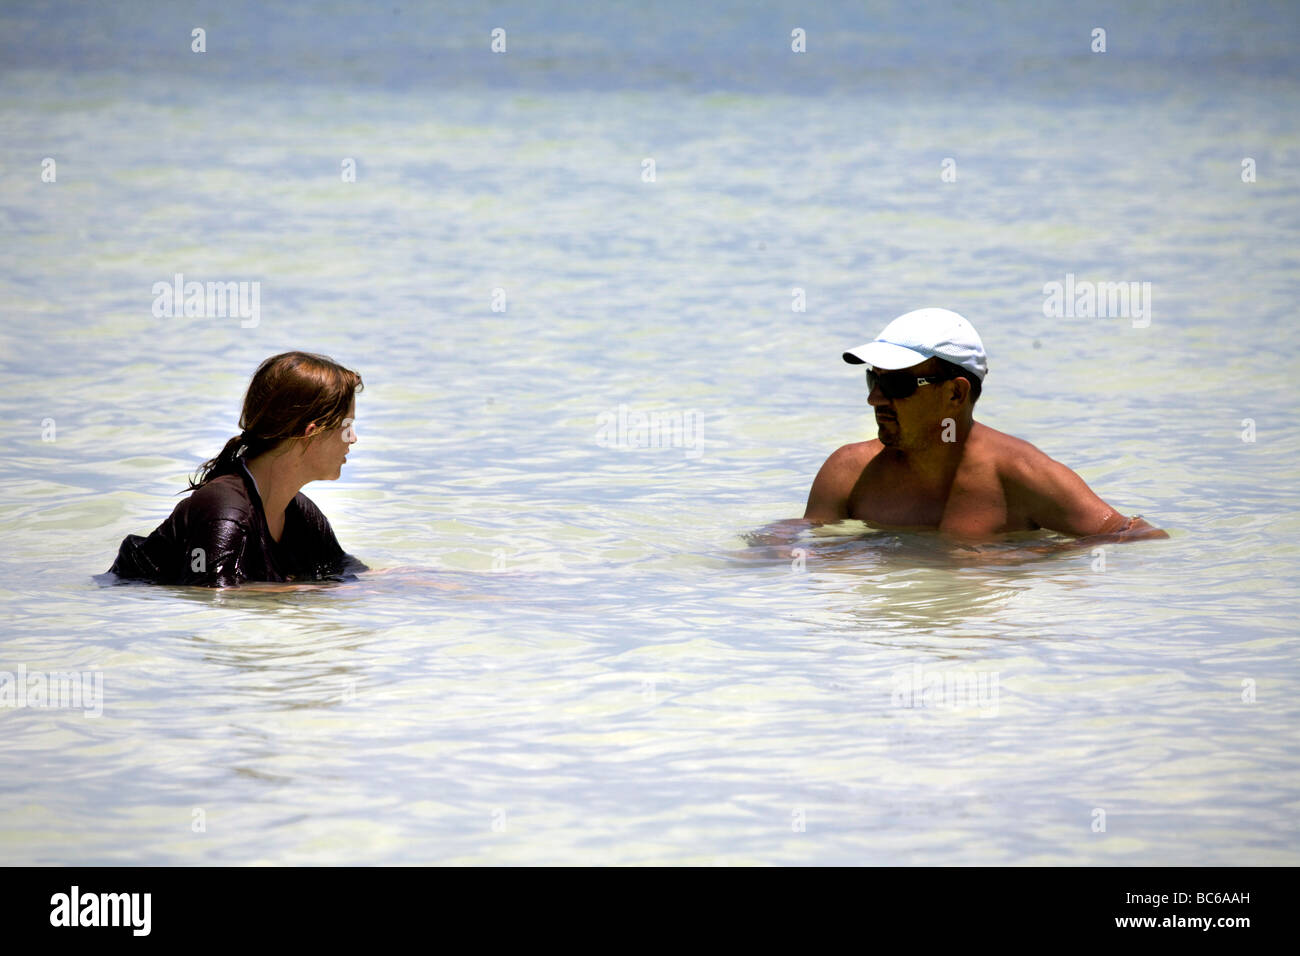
895, 417, 976, 487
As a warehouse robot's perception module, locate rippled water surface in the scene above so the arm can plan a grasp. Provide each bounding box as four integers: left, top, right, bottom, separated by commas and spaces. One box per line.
2, 1, 1298, 864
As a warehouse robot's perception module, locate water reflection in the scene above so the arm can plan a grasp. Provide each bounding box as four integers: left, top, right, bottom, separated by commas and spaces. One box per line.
735, 521, 1047, 631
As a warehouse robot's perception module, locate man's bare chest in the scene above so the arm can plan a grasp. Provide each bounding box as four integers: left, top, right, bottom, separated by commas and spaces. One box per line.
847, 459, 1028, 535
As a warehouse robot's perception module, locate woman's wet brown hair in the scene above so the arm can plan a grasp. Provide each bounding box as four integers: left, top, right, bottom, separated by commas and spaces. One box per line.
188, 351, 363, 490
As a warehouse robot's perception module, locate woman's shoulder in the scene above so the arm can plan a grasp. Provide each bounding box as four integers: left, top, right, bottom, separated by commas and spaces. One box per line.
185, 472, 257, 524
291, 489, 327, 517
289, 491, 337, 533
288, 491, 368, 578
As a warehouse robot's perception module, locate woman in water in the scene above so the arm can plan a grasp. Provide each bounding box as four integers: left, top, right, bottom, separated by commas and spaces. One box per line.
106, 351, 368, 588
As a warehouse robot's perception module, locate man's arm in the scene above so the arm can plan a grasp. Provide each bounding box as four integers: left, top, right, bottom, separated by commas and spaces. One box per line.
804, 444, 858, 523
1005, 446, 1169, 542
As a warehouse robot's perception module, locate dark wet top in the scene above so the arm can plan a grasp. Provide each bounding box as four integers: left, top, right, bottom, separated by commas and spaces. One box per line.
104, 458, 367, 588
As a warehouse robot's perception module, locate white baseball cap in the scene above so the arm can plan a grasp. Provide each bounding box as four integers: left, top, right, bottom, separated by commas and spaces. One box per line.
842, 308, 988, 382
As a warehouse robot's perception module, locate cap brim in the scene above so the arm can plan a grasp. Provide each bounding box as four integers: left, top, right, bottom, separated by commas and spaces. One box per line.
842, 341, 930, 369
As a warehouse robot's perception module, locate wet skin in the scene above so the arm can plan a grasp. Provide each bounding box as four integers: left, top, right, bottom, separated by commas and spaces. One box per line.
804, 359, 1168, 542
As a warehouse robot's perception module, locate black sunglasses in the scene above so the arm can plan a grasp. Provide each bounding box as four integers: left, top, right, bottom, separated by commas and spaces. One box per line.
866, 366, 961, 400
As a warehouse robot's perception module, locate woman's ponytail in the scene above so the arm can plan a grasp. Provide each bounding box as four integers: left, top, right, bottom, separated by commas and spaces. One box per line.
187, 431, 277, 491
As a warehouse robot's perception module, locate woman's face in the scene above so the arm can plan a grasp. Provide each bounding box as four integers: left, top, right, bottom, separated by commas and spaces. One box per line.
303, 397, 357, 480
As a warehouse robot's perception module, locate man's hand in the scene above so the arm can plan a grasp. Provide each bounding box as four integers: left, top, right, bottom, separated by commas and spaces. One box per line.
1078, 513, 1170, 543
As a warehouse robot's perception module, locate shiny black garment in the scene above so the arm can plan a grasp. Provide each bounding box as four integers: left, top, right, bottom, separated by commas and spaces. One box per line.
105, 457, 367, 587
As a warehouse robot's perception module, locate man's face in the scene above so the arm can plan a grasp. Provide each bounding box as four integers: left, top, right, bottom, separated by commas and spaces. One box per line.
867, 359, 964, 449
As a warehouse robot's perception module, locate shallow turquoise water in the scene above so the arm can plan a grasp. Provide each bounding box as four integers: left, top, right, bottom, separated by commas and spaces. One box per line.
1, 2, 1298, 864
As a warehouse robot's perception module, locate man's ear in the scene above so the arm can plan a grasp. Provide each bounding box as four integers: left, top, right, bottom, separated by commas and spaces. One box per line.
949, 377, 970, 405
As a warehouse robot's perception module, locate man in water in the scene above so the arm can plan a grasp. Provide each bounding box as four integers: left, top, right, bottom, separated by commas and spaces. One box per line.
805, 308, 1168, 542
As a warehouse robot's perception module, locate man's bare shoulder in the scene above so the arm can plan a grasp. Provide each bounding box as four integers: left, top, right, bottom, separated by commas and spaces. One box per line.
824, 438, 886, 473
968, 423, 1053, 475
805, 439, 886, 521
